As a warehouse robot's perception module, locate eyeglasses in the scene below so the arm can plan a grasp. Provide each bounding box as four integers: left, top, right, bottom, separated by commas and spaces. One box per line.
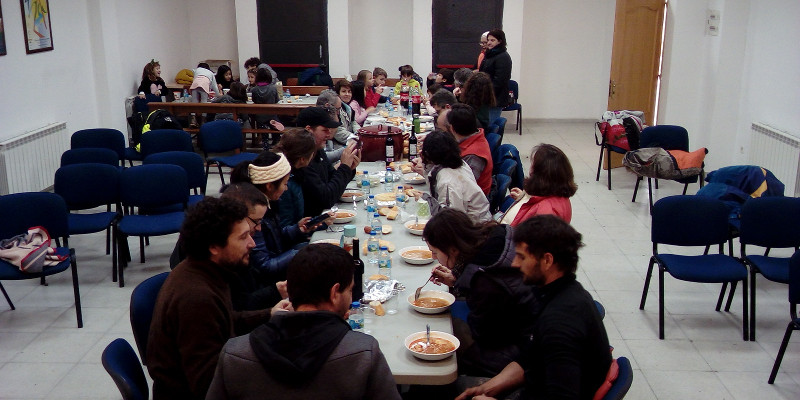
247, 216, 262, 227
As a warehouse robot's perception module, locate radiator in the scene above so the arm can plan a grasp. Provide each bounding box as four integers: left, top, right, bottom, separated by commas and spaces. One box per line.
0, 122, 69, 195
748, 122, 800, 196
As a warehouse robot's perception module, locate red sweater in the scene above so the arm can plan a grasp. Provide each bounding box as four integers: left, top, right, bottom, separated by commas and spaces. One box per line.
365, 86, 382, 108
459, 133, 493, 195
511, 196, 573, 227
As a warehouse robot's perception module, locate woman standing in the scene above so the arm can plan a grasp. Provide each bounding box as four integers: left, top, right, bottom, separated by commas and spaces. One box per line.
423, 208, 535, 376
479, 29, 512, 122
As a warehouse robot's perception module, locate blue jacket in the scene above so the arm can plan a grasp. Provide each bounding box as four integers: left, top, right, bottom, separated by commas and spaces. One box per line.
251, 209, 309, 280
277, 177, 305, 228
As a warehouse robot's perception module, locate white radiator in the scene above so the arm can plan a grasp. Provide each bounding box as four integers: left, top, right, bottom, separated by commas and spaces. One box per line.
748, 122, 800, 197
0, 122, 69, 195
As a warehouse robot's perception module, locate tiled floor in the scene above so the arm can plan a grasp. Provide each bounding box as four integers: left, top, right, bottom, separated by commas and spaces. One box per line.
1, 120, 798, 399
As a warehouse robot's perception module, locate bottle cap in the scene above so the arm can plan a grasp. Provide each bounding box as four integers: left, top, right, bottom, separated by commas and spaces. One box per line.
380, 246, 388, 250
370, 231, 377, 236
351, 301, 361, 308
343, 224, 356, 237
369, 195, 374, 198
373, 213, 380, 217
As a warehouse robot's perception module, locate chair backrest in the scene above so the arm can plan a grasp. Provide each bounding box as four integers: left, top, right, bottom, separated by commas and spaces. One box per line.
139, 129, 194, 158
71, 128, 127, 161
651, 196, 730, 247
496, 143, 525, 189
130, 272, 169, 363
61, 148, 120, 167
144, 151, 207, 195
594, 300, 606, 320
120, 165, 188, 210
101, 338, 149, 400
0, 192, 69, 240
639, 125, 689, 151
493, 116, 507, 138
491, 174, 512, 212
54, 163, 120, 210
496, 158, 517, 177
602, 357, 633, 400
740, 197, 800, 249
199, 120, 244, 154
508, 80, 519, 101
486, 132, 502, 162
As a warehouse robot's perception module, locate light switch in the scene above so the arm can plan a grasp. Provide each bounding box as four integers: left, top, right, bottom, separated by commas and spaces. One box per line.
706, 9, 720, 36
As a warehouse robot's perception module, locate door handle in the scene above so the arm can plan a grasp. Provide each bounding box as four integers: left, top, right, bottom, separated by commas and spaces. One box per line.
608, 80, 616, 98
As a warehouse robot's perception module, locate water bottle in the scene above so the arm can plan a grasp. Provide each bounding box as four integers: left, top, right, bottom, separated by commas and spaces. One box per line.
367, 231, 380, 264
384, 167, 394, 191
361, 171, 371, 195
348, 301, 364, 332
378, 246, 391, 279
371, 213, 382, 237
182, 89, 190, 103
284, 88, 291, 101
395, 185, 407, 203
366, 195, 376, 213
386, 97, 393, 113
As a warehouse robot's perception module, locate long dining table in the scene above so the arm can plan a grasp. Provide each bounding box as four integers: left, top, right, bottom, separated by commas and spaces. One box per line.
308, 161, 458, 386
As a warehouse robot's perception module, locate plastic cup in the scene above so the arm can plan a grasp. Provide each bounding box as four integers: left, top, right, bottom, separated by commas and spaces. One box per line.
360, 305, 374, 334
386, 288, 404, 315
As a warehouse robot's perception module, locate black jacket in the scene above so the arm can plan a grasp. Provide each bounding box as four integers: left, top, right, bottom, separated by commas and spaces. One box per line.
294, 149, 355, 216
480, 46, 513, 108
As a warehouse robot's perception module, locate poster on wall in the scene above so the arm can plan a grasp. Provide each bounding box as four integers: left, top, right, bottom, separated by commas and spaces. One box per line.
0, 3, 7, 56
20, 0, 53, 54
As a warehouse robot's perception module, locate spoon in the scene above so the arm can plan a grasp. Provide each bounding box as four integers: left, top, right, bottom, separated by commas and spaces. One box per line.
426, 324, 431, 347
414, 273, 433, 301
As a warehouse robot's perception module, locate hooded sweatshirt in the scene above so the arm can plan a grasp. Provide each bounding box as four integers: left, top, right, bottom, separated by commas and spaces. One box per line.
206, 311, 401, 400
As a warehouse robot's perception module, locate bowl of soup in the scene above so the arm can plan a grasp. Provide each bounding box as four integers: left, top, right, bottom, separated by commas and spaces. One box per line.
404, 219, 428, 235
400, 246, 434, 265
333, 211, 356, 224
404, 330, 460, 361
339, 190, 365, 202
407, 290, 455, 314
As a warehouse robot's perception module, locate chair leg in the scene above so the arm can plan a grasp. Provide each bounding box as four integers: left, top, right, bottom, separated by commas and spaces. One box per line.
658, 264, 665, 340
139, 236, 146, 264
743, 275, 749, 341
217, 164, 226, 185
69, 250, 83, 328
0, 282, 15, 310
517, 110, 522, 134
715, 282, 728, 311
632, 177, 642, 202
106, 227, 111, 255
750, 269, 756, 341
639, 257, 656, 310
724, 281, 737, 312
654, 179, 659, 189
41, 276, 47, 286
768, 323, 795, 383
606, 148, 612, 190
596, 146, 605, 182
682, 182, 689, 195
648, 178, 654, 214
111, 226, 118, 284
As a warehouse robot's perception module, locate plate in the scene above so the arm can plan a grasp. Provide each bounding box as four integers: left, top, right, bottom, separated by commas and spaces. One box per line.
366, 115, 387, 124
311, 238, 339, 245
333, 211, 356, 224
404, 219, 428, 235
403, 173, 425, 184
399, 246, 433, 265
419, 115, 434, 123
407, 290, 455, 314
404, 330, 460, 361
340, 190, 365, 202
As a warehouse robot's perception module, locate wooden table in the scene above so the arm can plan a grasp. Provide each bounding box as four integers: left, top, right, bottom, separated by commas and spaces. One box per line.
310, 162, 457, 385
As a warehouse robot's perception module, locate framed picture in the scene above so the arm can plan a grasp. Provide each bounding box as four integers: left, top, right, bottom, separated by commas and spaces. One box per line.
20, 0, 53, 54
0, 3, 7, 56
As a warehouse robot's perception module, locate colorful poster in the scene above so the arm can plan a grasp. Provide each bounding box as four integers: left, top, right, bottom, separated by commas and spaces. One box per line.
0, 3, 7, 56
20, 0, 53, 54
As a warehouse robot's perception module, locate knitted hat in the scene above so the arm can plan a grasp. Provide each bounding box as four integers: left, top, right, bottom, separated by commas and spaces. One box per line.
248, 153, 291, 184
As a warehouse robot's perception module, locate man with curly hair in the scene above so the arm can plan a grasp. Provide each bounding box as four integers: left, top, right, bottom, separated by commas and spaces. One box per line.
147, 197, 291, 400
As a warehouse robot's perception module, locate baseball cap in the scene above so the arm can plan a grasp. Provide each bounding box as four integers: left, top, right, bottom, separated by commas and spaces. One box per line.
297, 107, 341, 129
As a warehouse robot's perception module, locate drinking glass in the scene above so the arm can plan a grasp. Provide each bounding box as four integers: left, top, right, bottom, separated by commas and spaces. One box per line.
386, 288, 404, 315
360, 304, 375, 334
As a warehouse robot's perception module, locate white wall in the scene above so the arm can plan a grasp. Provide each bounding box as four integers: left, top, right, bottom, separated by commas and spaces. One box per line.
188, 0, 240, 76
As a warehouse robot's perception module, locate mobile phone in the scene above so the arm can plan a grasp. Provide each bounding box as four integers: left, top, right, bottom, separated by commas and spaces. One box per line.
355, 138, 363, 150
306, 213, 330, 228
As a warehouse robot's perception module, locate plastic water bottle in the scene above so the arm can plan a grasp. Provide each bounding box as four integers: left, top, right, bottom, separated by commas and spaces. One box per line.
384, 167, 394, 191
182, 89, 190, 103
386, 97, 393, 114
361, 171, 371, 195
371, 213, 382, 237
348, 301, 364, 332
284, 88, 291, 101
378, 246, 392, 279
367, 231, 380, 264
366, 195, 376, 213
395, 185, 407, 203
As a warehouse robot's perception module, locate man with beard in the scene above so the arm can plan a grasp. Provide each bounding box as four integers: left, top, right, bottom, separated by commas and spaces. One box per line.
207, 243, 401, 399
147, 197, 291, 400
457, 215, 611, 400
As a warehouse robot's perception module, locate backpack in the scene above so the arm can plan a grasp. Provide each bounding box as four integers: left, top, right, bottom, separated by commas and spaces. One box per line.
299, 67, 333, 87
142, 109, 182, 134
127, 94, 162, 145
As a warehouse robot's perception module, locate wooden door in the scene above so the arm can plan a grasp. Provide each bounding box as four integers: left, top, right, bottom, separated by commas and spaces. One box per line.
607, 0, 665, 125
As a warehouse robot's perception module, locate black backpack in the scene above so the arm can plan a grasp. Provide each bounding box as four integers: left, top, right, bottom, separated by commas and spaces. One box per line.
142, 109, 182, 134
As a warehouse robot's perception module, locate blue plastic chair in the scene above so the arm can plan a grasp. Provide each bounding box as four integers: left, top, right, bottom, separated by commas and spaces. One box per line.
495, 144, 525, 189
491, 174, 512, 213
768, 250, 800, 384
54, 163, 121, 283
639, 196, 749, 340
502, 80, 522, 134
739, 197, 800, 341
71, 128, 127, 167
495, 158, 517, 178
492, 116, 507, 139
486, 132, 502, 164
130, 272, 169, 364
116, 165, 188, 287
631, 125, 705, 211
139, 129, 194, 159
595, 121, 629, 191
0, 193, 83, 328
602, 357, 633, 400
61, 148, 120, 167
198, 120, 258, 185
101, 338, 149, 400
144, 151, 207, 207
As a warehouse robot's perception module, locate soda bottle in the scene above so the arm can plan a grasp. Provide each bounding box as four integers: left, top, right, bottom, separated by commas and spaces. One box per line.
367, 231, 380, 264
352, 238, 364, 301
399, 84, 410, 110
411, 87, 422, 115
378, 246, 392, 279
385, 135, 395, 164
348, 301, 364, 332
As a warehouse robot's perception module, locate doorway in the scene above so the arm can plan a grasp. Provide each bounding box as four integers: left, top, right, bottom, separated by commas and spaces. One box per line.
256, 0, 329, 83
607, 0, 666, 126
